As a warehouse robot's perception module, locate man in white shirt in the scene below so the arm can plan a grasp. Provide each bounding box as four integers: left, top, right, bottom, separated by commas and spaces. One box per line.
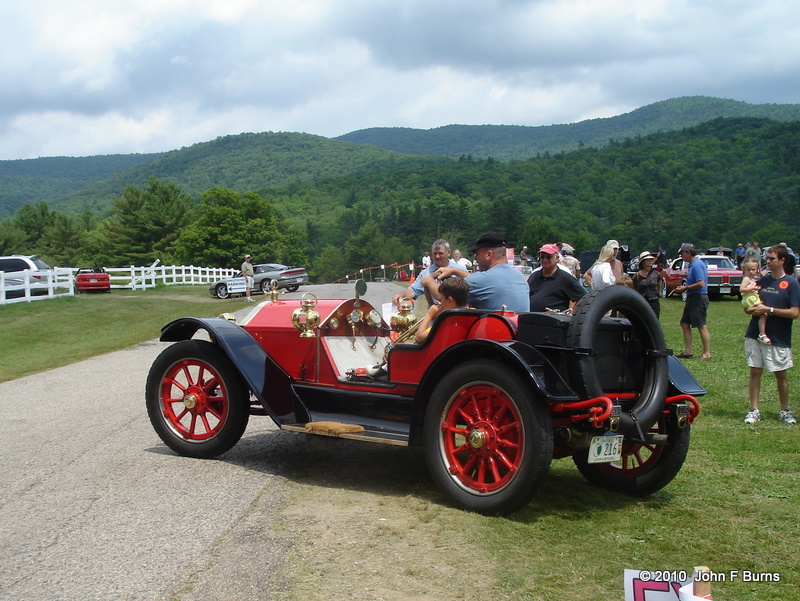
241, 254, 255, 302
453, 249, 472, 272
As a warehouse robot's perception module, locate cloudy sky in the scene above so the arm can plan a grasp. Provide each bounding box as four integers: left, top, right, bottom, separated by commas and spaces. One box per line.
1, 0, 798, 160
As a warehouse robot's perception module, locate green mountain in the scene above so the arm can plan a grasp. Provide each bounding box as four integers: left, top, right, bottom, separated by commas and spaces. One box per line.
0, 154, 160, 218
7, 116, 800, 277
49, 133, 446, 215
271, 117, 800, 265
336, 96, 800, 160
3, 96, 800, 219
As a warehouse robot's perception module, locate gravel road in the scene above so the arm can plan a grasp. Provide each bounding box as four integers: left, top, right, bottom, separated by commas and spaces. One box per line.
0, 282, 403, 601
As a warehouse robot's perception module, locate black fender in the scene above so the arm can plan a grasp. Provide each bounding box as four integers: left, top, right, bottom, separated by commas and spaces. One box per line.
410, 338, 578, 445
667, 355, 707, 397
566, 286, 670, 439
159, 318, 302, 424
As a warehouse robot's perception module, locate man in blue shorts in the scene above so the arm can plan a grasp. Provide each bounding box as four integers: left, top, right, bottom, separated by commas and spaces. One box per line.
743, 244, 800, 424
429, 233, 529, 313
675, 243, 711, 360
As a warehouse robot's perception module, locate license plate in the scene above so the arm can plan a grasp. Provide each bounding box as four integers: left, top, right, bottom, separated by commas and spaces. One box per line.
719, 286, 730, 294
588, 435, 624, 463
89, 278, 98, 283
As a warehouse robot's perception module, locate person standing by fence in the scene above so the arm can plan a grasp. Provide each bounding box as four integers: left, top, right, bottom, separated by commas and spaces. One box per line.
241, 254, 255, 302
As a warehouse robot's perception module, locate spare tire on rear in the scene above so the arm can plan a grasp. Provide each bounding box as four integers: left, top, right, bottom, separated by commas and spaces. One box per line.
565, 286, 669, 439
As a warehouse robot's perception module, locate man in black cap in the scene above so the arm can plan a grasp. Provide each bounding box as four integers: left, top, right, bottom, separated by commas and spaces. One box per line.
428, 233, 529, 312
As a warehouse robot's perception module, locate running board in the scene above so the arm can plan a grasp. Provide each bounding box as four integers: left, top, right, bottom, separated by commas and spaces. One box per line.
280, 423, 409, 446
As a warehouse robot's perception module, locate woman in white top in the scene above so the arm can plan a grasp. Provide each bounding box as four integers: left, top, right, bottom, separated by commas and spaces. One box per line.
590, 245, 617, 290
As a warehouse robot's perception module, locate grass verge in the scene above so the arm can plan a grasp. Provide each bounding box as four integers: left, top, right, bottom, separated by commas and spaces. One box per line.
0, 285, 252, 382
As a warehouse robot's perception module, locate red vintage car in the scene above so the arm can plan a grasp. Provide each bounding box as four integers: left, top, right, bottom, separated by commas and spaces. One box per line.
146, 282, 704, 515
661, 255, 743, 299
75, 267, 111, 293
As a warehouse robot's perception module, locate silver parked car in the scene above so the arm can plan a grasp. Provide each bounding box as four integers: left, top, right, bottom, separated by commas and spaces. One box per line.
0, 255, 51, 296
209, 263, 309, 299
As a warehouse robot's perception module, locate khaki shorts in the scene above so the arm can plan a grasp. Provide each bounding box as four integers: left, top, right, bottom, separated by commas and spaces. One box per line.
744, 337, 793, 372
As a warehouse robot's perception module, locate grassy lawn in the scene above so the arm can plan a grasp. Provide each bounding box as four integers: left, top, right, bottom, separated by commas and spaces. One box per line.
278, 295, 798, 601
476, 295, 799, 601
0, 285, 251, 382
2, 288, 797, 599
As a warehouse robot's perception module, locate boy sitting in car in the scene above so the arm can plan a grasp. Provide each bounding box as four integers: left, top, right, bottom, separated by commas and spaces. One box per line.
415, 277, 470, 343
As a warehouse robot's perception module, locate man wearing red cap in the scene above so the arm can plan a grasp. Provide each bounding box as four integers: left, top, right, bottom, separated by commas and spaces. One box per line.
528, 243, 586, 312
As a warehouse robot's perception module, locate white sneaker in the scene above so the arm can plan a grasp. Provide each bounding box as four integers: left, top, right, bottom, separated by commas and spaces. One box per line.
744, 408, 761, 424
779, 410, 797, 424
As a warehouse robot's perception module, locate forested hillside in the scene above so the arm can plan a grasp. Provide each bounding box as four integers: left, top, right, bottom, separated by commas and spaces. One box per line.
0, 154, 160, 218
2, 117, 799, 286
47, 133, 446, 215
4, 96, 800, 220
271, 117, 800, 281
337, 96, 800, 160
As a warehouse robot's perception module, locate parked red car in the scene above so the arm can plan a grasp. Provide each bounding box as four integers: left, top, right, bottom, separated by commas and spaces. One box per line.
146, 282, 704, 515
661, 255, 742, 299
75, 267, 111, 293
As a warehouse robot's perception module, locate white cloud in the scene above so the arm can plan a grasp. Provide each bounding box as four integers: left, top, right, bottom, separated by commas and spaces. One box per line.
1, 0, 799, 159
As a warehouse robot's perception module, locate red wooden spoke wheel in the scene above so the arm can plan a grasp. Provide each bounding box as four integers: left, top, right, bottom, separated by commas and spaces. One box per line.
160, 358, 229, 441
595, 420, 666, 475
424, 360, 552, 516
573, 410, 691, 496
146, 340, 249, 458
440, 384, 524, 493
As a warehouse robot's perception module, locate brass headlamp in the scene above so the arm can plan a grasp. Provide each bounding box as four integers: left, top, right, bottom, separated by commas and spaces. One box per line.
292, 293, 320, 337
390, 299, 418, 337
382, 299, 421, 359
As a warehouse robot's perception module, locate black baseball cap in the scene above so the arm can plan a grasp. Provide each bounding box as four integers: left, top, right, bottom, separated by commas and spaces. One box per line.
467, 233, 508, 253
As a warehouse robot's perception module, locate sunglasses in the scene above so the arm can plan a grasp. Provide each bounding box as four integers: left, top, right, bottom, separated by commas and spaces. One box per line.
539, 253, 555, 259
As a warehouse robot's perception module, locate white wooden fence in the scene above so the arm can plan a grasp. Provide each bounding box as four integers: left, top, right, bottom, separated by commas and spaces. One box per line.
107, 262, 238, 291
0, 268, 75, 304
0, 264, 238, 305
